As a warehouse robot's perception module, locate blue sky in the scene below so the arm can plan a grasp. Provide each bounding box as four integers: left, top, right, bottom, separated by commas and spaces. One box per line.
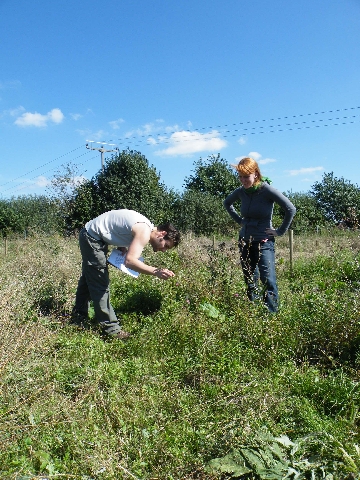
1, 0, 360, 199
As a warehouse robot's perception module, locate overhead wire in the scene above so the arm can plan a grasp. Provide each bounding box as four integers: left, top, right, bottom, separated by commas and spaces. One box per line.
0, 145, 85, 188
1, 105, 359, 196
1, 151, 97, 196
115, 114, 359, 150
112, 105, 360, 147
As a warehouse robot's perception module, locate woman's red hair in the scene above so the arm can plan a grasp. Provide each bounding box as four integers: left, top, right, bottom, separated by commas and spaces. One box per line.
232, 157, 262, 186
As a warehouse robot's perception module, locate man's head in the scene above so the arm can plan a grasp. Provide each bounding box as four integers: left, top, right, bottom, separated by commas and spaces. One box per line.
150, 222, 181, 252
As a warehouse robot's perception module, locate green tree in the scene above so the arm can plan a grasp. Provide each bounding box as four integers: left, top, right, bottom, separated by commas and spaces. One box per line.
174, 154, 239, 236
272, 191, 328, 234
183, 153, 239, 198
311, 172, 360, 225
67, 149, 176, 232
8, 195, 61, 234
172, 190, 235, 236
67, 179, 97, 232
46, 162, 87, 233
0, 195, 61, 237
0, 200, 21, 237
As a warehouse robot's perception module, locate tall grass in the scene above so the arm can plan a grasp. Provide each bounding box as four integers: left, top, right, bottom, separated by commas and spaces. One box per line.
0, 231, 360, 479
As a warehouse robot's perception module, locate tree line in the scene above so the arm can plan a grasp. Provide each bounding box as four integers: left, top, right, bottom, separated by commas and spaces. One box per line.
1, 149, 359, 238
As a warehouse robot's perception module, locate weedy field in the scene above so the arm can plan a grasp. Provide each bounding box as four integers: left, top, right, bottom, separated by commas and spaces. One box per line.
1, 231, 360, 480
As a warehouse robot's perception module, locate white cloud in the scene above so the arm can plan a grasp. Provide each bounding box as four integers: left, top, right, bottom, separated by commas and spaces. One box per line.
48, 108, 64, 124
154, 130, 227, 156
238, 137, 247, 145
109, 118, 125, 129
15, 112, 48, 127
83, 129, 108, 141
258, 157, 277, 165
14, 108, 65, 127
147, 137, 157, 146
20, 176, 51, 189
0, 106, 24, 119
70, 113, 82, 121
248, 151, 262, 161
73, 175, 87, 186
234, 152, 277, 165
288, 166, 324, 176
125, 121, 179, 138
113, 120, 226, 155
8, 106, 25, 117
35, 176, 51, 187
70, 109, 93, 121
14, 174, 87, 196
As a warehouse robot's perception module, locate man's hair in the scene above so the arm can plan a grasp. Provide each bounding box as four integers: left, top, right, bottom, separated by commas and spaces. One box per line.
157, 222, 181, 247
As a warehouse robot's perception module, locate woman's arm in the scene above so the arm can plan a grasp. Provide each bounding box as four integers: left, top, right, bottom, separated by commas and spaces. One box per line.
223, 189, 243, 225
268, 185, 296, 236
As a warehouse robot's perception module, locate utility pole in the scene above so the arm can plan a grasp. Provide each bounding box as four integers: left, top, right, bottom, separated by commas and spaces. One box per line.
86, 141, 119, 172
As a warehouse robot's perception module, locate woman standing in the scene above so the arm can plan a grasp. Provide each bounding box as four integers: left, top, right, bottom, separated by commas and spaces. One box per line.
224, 157, 296, 313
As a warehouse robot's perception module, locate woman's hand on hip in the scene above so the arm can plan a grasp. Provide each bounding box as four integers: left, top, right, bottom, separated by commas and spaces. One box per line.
265, 228, 278, 237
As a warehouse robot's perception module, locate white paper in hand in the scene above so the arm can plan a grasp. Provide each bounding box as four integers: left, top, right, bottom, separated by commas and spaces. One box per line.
107, 250, 143, 278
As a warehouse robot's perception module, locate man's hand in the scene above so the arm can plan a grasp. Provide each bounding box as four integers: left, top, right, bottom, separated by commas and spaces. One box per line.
124, 223, 176, 278
153, 268, 175, 280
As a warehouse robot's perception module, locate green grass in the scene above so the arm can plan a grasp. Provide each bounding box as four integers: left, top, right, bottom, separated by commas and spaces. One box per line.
0, 231, 360, 479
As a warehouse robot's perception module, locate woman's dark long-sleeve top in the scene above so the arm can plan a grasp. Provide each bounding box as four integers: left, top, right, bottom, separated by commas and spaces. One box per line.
223, 182, 296, 241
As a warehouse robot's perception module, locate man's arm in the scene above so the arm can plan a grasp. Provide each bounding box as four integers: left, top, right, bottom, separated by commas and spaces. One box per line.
124, 223, 175, 280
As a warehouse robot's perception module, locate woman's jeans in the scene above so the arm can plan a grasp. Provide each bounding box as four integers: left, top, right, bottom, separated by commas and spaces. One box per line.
239, 238, 278, 313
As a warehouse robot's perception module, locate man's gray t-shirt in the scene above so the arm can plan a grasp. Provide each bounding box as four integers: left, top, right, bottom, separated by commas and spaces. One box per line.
85, 209, 154, 247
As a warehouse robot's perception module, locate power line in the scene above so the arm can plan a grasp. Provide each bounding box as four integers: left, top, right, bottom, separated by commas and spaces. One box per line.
5, 106, 360, 182
114, 115, 359, 150
1, 104, 359, 196
1, 152, 97, 196
112, 106, 360, 147
0, 145, 85, 188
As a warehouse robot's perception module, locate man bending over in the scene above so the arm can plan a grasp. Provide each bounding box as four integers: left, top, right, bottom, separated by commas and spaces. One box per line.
72, 209, 181, 339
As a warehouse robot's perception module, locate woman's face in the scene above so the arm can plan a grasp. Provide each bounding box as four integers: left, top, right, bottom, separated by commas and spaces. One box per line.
238, 172, 257, 189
